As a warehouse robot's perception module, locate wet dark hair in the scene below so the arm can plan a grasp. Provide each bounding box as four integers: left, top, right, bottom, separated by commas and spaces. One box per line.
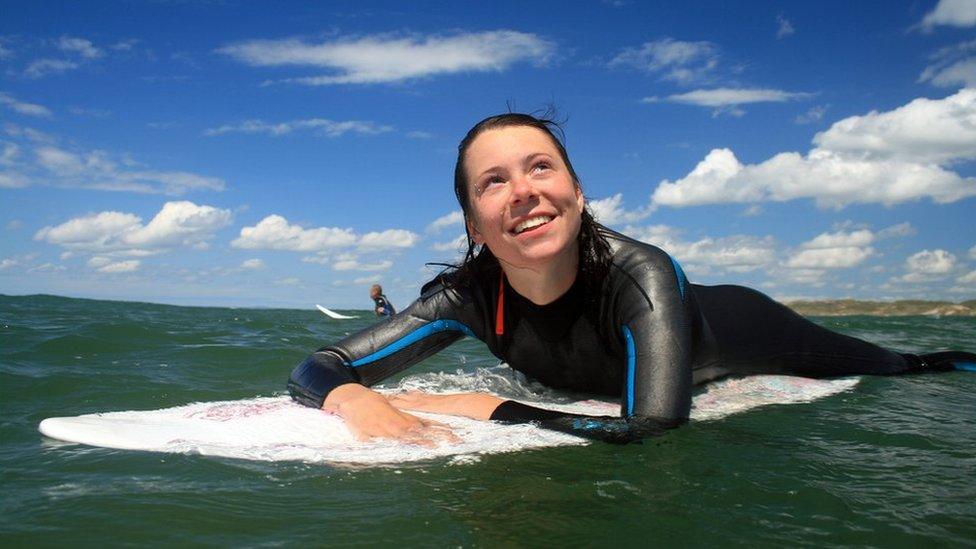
448, 111, 612, 319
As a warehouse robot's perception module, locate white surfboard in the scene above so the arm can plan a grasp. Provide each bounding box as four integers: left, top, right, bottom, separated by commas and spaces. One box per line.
38, 373, 859, 465
315, 304, 358, 319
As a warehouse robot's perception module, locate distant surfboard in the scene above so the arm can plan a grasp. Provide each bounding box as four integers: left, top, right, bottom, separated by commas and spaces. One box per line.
315, 304, 358, 319
38, 374, 859, 465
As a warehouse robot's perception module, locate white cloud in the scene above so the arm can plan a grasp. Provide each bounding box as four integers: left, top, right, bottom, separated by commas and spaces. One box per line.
204, 118, 393, 137
653, 87, 812, 108
787, 246, 874, 269
426, 211, 464, 234
969, 244, 976, 259
919, 40, 976, 89
431, 233, 467, 252
24, 59, 80, 78
919, 0, 976, 31
1, 142, 20, 165
776, 15, 795, 38
876, 222, 916, 239
241, 258, 265, 269
626, 224, 776, 273
353, 275, 382, 285
88, 257, 140, 273
609, 38, 719, 84
813, 88, 976, 164
957, 270, 976, 284
35, 201, 232, 256
794, 104, 828, 124
906, 249, 956, 274
588, 194, 651, 225
58, 36, 102, 59
651, 89, 976, 209
358, 229, 419, 250
219, 31, 554, 85
332, 253, 393, 272
897, 249, 958, 282
0, 258, 18, 270
0, 131, 226, 194
232, 215, 357, 251
0, 92, 52, 117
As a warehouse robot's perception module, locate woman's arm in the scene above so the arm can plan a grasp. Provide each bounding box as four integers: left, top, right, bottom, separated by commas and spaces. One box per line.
288, 280, 482, 443
385, 391, 504, 420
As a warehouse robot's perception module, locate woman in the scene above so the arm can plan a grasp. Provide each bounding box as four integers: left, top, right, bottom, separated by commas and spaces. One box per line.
289, 113, 975, 444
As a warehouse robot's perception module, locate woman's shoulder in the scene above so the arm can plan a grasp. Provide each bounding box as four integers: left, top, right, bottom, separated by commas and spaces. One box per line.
597, 225, 675, 268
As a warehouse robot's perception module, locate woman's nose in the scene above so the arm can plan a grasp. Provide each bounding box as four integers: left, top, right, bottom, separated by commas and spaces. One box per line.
509, 174, 536, 204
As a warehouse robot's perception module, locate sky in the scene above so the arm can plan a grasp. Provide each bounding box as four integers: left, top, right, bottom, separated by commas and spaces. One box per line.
1, 0, 975, 309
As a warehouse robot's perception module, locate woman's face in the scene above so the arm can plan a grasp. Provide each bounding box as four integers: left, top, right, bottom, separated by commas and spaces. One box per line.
463, 125, 584, 271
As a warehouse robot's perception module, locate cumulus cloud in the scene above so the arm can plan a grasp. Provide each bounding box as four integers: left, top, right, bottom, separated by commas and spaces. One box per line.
58, 36, 102, 59
588, 194, 651, 225
786, 229, 875, 269
232, 215, 356, 251
895, 249, 958, 283
35, 201, 232, 256
626, 224, 777, 273
426, 211, 464, 234
651, 88, 976, 209
358, 229, 419, 249
0, 128, 225, 194
232, 215, 418, 253
219, 30, 555, 85
0, 92, 52, 117
970, 244, 976, 259
609, 38, 719, 84
332, 253, 393, 272
241, 258, 265, 269
957, 270, 976, 284
88, 256, 140, 273
918, 0, 976, 31
204, 118, 393, 137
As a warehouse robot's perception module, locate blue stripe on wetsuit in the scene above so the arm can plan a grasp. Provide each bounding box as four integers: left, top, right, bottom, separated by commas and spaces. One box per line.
669, 256, 687, 300
348, 319, 475, 367
622, 325, 636, 416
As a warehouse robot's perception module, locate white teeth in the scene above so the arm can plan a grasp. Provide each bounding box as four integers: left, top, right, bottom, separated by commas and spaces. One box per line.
514, 216, 553, 234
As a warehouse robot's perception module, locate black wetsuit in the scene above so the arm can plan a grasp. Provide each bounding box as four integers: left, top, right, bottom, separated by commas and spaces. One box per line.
289, 226, 967, 442
373, 294, 395, 317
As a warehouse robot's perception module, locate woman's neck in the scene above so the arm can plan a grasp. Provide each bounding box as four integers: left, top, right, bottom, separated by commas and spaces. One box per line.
499, 242, 579, 305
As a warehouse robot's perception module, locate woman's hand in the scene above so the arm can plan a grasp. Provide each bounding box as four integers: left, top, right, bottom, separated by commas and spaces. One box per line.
323, 384, 459, 447
386, 391, 504, 421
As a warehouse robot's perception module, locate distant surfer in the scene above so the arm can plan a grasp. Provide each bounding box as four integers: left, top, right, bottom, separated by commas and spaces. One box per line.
289, 112, 976, 445
370, 284, 396, 317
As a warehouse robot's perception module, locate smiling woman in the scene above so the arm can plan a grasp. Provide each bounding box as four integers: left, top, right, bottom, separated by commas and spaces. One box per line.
287, 112, 976, 444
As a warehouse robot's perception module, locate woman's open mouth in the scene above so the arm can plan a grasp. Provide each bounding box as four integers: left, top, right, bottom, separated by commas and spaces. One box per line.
513, 215, 554, 235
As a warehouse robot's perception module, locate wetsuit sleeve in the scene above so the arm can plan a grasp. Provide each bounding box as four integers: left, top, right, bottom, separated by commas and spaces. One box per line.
612, 246, 696, 421
488, 401, 678, 444
288, 284, 479, 409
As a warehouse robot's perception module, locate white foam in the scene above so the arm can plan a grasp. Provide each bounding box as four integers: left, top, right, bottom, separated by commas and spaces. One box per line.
38, 370, 859, 465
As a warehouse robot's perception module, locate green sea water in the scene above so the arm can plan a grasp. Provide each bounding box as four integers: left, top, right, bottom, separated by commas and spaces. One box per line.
2, 294, 974, 547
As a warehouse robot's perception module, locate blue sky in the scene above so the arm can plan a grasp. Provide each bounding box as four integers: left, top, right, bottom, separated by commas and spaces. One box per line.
1, 0, 975, 309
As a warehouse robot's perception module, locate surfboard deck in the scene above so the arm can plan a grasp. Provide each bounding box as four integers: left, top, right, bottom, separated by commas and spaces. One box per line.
315, 304, 358, 319
38, 375, 859, 465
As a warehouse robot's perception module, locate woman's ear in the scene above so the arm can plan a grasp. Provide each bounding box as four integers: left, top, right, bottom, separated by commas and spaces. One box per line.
467, 218, 484, 245
575, 185, 585, 213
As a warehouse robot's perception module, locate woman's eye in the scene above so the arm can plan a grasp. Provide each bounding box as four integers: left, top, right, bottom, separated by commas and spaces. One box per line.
532, 162, 551, 174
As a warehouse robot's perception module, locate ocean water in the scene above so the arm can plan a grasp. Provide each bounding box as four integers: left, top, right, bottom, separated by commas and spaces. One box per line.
2, 294, 975, 546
